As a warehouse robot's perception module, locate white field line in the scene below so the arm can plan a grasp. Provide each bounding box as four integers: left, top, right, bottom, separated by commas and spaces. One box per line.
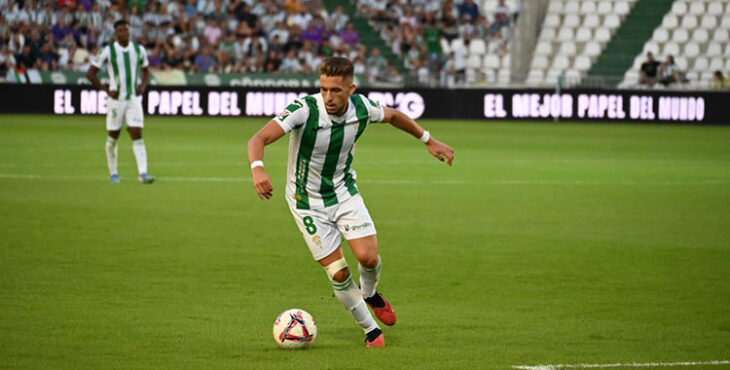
0, 173, 728, 186
512, 360, 730, 370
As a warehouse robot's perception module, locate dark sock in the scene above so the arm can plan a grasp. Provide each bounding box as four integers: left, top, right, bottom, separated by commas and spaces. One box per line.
366, 328, 382, 342
364, 292, 385, 308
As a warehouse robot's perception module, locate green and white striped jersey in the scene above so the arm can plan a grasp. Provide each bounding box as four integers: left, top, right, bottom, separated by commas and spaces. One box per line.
275, 93, 385, 210
91, 41, 149, 100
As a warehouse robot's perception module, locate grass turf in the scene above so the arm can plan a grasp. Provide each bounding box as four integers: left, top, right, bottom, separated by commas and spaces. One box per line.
0, 114, 728, 369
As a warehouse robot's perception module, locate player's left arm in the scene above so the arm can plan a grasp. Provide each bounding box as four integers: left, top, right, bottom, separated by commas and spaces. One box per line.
136, 47, 150, 95
382, 106, 455, 166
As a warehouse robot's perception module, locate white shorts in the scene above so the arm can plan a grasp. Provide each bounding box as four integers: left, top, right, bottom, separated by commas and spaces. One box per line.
107, 96, 144, 131
288, 194, 377, 261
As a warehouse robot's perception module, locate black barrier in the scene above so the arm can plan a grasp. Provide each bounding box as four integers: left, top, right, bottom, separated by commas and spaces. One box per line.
1, 84, 728, 124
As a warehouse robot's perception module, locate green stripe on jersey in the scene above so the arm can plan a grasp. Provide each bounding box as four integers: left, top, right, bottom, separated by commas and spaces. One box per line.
320, 121, 346, 207
123, 51, 132, 100
343, 152, 358, 196
351, 95, 369, 141
108, 45, 120, 98
295, 96, 319, 209
133, 43, 142, 88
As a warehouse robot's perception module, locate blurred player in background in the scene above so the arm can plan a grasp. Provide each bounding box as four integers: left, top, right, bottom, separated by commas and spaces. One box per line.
87, 19, 154, 184
247, 57, 454, 347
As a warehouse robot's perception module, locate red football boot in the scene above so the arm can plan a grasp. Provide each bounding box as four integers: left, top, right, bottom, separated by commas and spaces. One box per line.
365, 333, 385, 348
365, 292, 397, 326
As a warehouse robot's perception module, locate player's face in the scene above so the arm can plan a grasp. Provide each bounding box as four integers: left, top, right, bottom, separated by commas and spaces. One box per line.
115, 25, 130, 45
320, 75, 356, 116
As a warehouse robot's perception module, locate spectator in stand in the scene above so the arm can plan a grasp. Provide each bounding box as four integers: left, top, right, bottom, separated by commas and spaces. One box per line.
204, 18, 223, 46
0, 45, 17, 75
302, 20, 324, 46
423, 15, 443, 74
658, 55, 680, 86
340, 22, 359, 47
279, 49, 302, 73
146, 45, 164, 70
193, 46, 216, 72
712, 71, 728, 90
492, 0, 511, 34
639, 52, 660, 86
458, 0, 480, 21
330, 5, 349, 31
35, 42, 59, 70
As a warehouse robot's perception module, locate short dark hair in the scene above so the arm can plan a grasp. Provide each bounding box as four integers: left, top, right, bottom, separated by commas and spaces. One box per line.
319, 57, 354, 78
114, 19, 129, 29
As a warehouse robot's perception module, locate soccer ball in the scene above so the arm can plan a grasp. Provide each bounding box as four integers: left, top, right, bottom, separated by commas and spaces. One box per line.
272, 308, 317, 349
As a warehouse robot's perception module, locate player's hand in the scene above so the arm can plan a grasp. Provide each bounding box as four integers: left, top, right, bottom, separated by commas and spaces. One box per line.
252, 166, 274, 200
136, 84, 146, 95
426, 138, 455, 166
106, 88, 119, 99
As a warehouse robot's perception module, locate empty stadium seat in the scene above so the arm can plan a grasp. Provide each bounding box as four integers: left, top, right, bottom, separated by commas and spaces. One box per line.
614, 1, 630, 16
663, 42, 680, 56
692, 29, 709, 43
469, 39, 487, 56
709, 57, 724, 70
681, 15, 698, 30
532, 55, 550, 69
574, 56, 592, 71
714, 29, 730, 42
689, 2, 705, 16
534, 41, 552, 56
583, 14, 601, 29
545, 14, 561, 28
558, 28, 575, 42
552, 55, 571, 70
559, 42, 578, 56
484, 54, 500, 69
564, 1, 580, 14
595, 27, 612, 43
597, 1, 613, 15
540, 28, 557, 40
467, 55, 482, 69
700, 15, 718, 29
653, 28, 670, 43
662, 14, 679, 29
684, 42, 701, 58
576, 28, 593, 43
604, 15, 621, 29
706, 42, 723, 57
671, 1, 688, 15
580, 1, 597, 15
707, 2, 724, 16
585, 42, 602, 57
672, 28, 689, 43
564, 14, 581, 28
547, 1, 563, 14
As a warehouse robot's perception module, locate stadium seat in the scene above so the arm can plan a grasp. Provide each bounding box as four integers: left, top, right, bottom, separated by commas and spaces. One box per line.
700, 15, 718, 30
684, 42, 700, 58
653, 28, 669, 43
498, 69, 510, 84
573, 56, 592, 71
662, 14, 679, 29
467, 55, 482, 69
689, 2, 705, 16
540, 28, 557, 40
559, 42, 578, 56
597, 1, 613, 15
545, 69, 562, 85
707, 2, 724, 16
595, 27, 612, 43
564, 1, 580, 14
502, 54, 511, 68
672, 28, 689, 44
580, 1, 597, 15
526, 70, 544, 85
674, 56, 688, 70
564, 14, 581, 29
663, 42, 680, 56
532, 55, 550, 69
613, 1, 630, 16
692, 29, 709, 43
558, 28, 575, 42
469, 39, 487, 56
725, 59, 730, 71
576, 28, 593, 43
451, 38, 465, 52
671, 1, 688, 15
484, 54, 500, 69
585, 42, 602, 57
535, 41, 553, 56
565, 70, 582, 84
706, 42, 723, 57
544, 14, 561, 28
548, 1, 563, 14
713, 29, 730, 42
583, 14, 601, 29
692, 56, 708, 71
726, 44, 730, 57
709, 57, 724, 71
681, 15, 698, 30
643, 41, 660, 55
604, 15, 621, 29
552, 55, 571, 70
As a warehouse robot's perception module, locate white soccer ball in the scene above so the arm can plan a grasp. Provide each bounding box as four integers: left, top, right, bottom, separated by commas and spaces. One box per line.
272, 308, 317, 349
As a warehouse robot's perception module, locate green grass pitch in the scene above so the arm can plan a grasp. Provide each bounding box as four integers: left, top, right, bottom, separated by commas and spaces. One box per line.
0, 114, 728, 369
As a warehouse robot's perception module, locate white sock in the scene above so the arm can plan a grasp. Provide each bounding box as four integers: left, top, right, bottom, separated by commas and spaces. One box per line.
332, 275, 380, 333
132, 139, 147, 175
359, 255, 382, 299
105, 137, 118, 175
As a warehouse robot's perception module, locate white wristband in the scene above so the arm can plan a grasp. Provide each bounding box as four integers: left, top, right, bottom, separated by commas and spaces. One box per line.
419, 130, 431, 144
250, 160, 264, 169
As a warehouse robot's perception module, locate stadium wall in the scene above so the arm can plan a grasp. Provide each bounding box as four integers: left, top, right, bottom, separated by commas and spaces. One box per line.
1, 84, 728, 124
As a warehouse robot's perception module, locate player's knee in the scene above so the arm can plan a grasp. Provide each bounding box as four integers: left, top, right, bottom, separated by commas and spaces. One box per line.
323, 257, 350, 282
331, 267, 350, 283
359, 253, 379, 269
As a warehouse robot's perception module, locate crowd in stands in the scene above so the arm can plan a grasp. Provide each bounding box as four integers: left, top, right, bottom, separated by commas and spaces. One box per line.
639, 51, 729, 90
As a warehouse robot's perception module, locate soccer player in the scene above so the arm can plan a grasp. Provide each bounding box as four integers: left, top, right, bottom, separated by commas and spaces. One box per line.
247, 57, 454, 347
87, 19, 154, 184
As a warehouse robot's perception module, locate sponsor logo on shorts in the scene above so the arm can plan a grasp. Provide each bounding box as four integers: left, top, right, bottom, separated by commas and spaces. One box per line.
343, 222, 372, 232
312, 235, 322, 247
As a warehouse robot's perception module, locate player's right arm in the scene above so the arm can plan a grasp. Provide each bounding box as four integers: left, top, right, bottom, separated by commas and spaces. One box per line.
247, 121, 286, 200
86, 46, 118, 99
247, 98, 309, 200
